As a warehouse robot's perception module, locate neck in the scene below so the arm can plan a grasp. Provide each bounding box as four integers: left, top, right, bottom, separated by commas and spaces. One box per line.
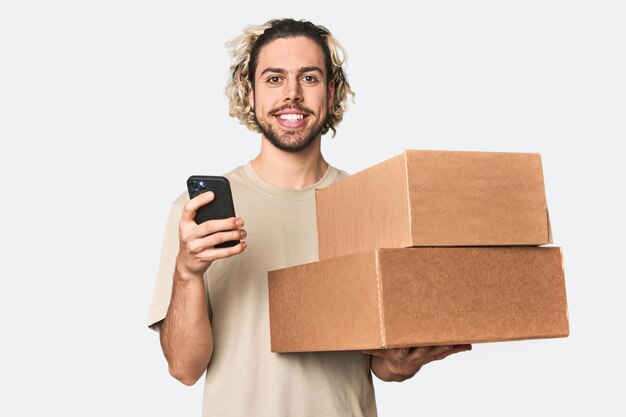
251, 136, 329, 189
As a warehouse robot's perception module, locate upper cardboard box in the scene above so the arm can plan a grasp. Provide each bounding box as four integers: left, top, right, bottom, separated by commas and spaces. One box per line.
316, 150, 552, 260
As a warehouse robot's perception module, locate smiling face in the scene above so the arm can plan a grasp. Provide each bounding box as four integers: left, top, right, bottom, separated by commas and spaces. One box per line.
248, 36, 334, 153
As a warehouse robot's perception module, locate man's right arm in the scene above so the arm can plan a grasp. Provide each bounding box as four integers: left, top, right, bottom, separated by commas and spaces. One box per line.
159, 191, 247, 386
160, 269, 214, 386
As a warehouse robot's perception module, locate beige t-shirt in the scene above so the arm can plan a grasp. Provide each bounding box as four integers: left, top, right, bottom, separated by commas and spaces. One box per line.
148, 162, 377, 417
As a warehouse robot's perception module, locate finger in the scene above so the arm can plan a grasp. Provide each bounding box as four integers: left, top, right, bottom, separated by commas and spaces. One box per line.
407, 346, 432, 360
181, 191, 215, 222
189, 229, 247, 253
426, 345, 455, 358
382, 347, 414, 362
199, 241, 248, 262
361, 349, 386, 357
410, 344, 468, 361
194, 217, 244, 239
397, 347, 411, 359
430, 345, 472, 362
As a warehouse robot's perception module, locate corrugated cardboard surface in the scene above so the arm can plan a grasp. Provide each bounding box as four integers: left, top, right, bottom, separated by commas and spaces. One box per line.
316, 150, 552, 260
406, 150, 550, 246
268, 247, 569, 353
268, 251, 382, 351
315, 152, 412, 260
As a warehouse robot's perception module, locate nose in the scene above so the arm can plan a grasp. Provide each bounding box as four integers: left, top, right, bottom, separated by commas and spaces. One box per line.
284, 77, 303, 103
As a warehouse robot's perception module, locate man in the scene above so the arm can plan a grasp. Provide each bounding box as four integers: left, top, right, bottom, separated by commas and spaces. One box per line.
148, 18, 471, 416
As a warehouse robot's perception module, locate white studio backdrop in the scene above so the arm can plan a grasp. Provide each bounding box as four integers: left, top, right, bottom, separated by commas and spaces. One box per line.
1, 1, 624, 416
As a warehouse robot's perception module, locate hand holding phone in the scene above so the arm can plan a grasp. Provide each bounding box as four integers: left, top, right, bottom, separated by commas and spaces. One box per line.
187, 176, 240, 248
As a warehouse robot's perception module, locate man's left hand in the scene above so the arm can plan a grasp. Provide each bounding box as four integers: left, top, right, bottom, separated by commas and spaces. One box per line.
362, 344, 472, 382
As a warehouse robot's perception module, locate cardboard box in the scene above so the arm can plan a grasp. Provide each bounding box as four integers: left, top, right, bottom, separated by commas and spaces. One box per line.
268, 247, 569, 352
316, 150, 552, 260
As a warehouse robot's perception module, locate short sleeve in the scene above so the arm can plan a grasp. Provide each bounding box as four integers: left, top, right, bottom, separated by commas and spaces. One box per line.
146, 192, 187, 332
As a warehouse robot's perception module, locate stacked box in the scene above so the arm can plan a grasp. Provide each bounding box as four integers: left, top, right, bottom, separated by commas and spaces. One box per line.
268, 150, 569, 352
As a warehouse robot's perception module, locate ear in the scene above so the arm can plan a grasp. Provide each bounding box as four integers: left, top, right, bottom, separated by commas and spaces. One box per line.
247, 82, 255, 109
327, 80, 335, 107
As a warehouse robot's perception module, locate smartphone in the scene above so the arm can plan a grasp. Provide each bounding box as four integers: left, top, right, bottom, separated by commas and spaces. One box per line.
187, 175, 239, 248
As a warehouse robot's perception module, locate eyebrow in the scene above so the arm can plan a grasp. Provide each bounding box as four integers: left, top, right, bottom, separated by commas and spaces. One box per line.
259, 66, 325, 77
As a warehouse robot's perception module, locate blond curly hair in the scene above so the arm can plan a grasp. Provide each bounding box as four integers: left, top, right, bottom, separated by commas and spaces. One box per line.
225, 19, 355, 137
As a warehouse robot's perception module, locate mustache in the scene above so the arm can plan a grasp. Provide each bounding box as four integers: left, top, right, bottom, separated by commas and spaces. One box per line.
270, 104, 314, 115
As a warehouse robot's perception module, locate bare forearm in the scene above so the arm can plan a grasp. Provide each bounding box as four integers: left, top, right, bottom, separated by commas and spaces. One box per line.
160, 269, 213, 385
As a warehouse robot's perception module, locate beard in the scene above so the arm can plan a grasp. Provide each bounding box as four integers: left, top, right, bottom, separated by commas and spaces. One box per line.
254, 106, 327, 153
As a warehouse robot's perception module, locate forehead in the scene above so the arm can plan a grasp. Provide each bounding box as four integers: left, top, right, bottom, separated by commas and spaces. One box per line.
255, 36, 326, 76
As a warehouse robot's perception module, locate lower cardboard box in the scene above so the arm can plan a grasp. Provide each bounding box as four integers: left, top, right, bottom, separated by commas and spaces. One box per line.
268, 247, 569, 353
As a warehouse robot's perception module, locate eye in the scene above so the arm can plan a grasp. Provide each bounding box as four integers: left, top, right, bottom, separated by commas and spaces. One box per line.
266, 76, 282, 84
302, 75, 318, 83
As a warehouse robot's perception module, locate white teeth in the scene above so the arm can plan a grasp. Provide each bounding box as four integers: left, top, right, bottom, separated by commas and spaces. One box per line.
278, 114, 304, 122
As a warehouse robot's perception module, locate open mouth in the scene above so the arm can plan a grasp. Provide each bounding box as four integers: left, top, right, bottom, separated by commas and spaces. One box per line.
274, 112, 310, 129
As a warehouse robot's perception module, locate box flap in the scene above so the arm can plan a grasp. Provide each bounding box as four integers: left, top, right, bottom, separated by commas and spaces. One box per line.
316, 152, 412, 260
547, 209, 553, 244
